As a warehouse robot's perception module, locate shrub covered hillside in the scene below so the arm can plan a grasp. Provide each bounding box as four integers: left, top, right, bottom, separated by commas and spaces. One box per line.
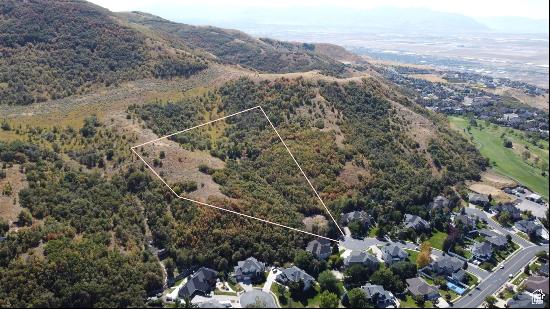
129, 77, 487, 267
118, 11, 348, 76
0, 0, 207, 105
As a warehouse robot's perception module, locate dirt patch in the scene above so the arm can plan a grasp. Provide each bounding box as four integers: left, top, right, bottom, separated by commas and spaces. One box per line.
337, 161, 371, 188
407, 74, 448, 84
480, 170, 517, 189
487, 87, 549, 112
302, 215, 329, 236
0, 164, 26, 224
469, 183, 515, 203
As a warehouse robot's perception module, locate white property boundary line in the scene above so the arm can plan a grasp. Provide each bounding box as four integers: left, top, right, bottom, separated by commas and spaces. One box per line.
130, 105, 345, 242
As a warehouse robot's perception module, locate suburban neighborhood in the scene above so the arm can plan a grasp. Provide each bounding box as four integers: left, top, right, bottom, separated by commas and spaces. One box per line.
147, 189, 550, 308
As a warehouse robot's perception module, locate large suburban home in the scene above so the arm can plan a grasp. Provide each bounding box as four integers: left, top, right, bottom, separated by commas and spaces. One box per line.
538, 261, 549, 277
275, 266, 315, 291
340, 211, 372, 228
493, 202, 521, 221
233, 257, 266, 283
360, 283, 396, 307
381, 243, 408, 265
403, 214, 430, 231
526, 193, 543, 204
429, 195, 450, 210
343, 251, 380, 270
454, 214, 476, 230
524, 276, 549, 294
406, 277, 440, 301
515, 220, 543, 237
478, 229, 509, 249
179, 267, 218, 299
306, 238, 333, 260
472, 241, 493, 262
428, 255, 466, 279
468, 193, 490, 206
507, 293, 545, 308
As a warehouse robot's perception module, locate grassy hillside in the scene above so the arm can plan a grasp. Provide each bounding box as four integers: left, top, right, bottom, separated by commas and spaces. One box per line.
0, 0, 207, 105
118, 11, 348, 76
450, 116, 549, 199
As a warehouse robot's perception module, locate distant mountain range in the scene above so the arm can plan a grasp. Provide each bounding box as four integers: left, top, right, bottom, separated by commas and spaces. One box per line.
158, 6, 548, 35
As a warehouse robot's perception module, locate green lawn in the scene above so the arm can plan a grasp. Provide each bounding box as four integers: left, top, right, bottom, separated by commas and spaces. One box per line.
399, 295, 434, 308
427, 231, 448, 251
465, 272, 479, 286
449, 117, 549, 200
512, 272, 528, 285
271, 283, 330, 308
405, 249, 419, 264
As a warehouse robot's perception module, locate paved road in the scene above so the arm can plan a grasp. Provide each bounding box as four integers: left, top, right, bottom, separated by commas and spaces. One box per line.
464, 206, 532, 248
454, 244, 549, 308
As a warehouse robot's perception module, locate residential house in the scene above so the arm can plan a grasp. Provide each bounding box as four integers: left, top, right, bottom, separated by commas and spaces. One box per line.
538, 262, 549, 277
179, 267, 218, 299
454, 214, 476, 230
360, 283, 396, 307
343, 251, 380, 270
233, 257, 266, 283
406, 277, 440, 300
507, 293, 545, 308
524, 276, 549, 294
276, 266, 315, 291
429, 195, 450, 210
340, 211, 372, 228
485, 235, 508, 249
403, 214, 430, 231
451, 269, 467, 283
515, 220, 543, 237
468, 193, 489, 206
381, 244, 408, 265
428, 256, 466, 278
472, 241, 493, 262
306, 238, 332, 260
493, 203, 521, 221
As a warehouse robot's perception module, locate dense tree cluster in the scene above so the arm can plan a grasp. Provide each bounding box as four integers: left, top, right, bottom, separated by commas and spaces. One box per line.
0, 0, 207, 105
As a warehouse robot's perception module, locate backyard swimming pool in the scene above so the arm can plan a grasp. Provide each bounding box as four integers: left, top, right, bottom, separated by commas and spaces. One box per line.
447, 281, 467, 295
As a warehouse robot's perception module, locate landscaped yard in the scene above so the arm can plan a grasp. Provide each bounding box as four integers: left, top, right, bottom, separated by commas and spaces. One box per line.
399, 294, 434, 308
512, 272, 529, 285
494, 242, 520, 263
270, 283, 333, 308
465, 272, 479, 286
449, 116, 549, 200
427, 231, 448, 251
405, 249, 419, 264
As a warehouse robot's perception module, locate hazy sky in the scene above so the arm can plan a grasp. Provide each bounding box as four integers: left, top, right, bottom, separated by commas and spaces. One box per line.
90, 0, 549, 20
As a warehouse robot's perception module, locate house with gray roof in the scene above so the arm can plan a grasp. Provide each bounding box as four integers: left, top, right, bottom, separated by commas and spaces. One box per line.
340, 211, 372, 228
381, 243, 408, 264
524, 276, 549, 294
233, 257, 266, 283
343, 251, 380, 270
276, 266, 315, 291
538, 261, 549, 277
306, 238, 332, 260
406, 277, 440, 300
507, 293, 545, 308
429, 255, 465, 277
493, 202, 521, 221
179, 267, 218, 299
429, 195, 450, 210
472, 241, 493, 262
361, 283, 395, 307
454, 214, 476, 230
468, 193, 489, 206
404, 214, 430, 231
515, 220, 543, 237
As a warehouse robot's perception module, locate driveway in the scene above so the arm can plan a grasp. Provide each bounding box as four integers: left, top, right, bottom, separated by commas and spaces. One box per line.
262, 269, 278, 293
464, 205, 531, 248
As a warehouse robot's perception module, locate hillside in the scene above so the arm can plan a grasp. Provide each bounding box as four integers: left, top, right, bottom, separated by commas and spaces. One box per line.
0, 0, 207, 105
117, 11, 348, 76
